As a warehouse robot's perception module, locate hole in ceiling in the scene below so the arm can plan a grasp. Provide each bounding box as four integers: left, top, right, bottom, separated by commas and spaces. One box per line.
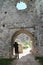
16, 1, 27, 10
2, 24, 5, 27
4, 11, 7, 14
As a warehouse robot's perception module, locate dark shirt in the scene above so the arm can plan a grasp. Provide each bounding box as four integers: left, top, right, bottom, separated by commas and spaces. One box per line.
13, 43, 19, 53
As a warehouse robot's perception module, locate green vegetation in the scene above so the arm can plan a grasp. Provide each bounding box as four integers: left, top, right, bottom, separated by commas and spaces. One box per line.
28, 41, 32, 48
23, 41, 32, 49
0, 58, 14, 65
35, 57, 43, 65
23, 42, 29, 49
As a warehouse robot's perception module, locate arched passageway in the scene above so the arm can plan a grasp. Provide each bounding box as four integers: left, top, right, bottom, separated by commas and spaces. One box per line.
11, 29, 34, 58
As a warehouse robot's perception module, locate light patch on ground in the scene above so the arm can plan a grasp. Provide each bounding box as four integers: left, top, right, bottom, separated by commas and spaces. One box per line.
13, 47, 32, 59
19, 48, 32, 59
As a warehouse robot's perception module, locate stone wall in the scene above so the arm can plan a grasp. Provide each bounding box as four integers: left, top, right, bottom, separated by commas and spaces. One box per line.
0, 0, 43, 58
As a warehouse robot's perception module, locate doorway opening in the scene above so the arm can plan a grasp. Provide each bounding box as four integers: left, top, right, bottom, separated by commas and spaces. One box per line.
11, 29, 34, 59
13, 33, 32, 58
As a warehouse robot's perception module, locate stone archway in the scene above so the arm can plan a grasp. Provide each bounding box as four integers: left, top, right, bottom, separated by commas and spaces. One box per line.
11, 29, 34, 57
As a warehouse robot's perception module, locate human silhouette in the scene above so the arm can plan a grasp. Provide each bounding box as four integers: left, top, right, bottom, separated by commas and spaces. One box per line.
13, 42, 19, 59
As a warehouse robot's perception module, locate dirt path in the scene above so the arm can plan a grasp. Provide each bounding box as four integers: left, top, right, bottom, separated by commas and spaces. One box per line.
12, 54, 40, 65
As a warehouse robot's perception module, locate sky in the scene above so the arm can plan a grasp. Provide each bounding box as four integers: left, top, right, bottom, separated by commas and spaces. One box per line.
16, 1, 27, 10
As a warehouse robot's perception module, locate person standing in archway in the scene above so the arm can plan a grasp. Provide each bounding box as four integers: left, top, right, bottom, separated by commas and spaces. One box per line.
13, 42, 19, 59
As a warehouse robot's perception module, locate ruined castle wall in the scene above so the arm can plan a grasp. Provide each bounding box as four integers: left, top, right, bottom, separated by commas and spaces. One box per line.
0, 0, 43, 58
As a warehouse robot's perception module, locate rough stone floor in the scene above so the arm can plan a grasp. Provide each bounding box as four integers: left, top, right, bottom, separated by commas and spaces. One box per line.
12, 54, 40, 65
